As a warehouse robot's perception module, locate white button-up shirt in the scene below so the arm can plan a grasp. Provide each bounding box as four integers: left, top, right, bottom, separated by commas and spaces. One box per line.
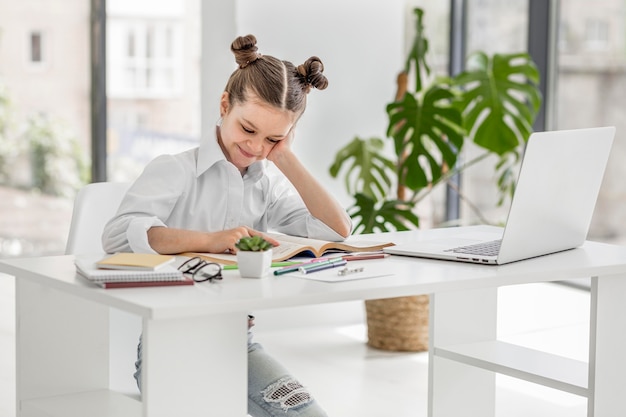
102, 134, 347, 254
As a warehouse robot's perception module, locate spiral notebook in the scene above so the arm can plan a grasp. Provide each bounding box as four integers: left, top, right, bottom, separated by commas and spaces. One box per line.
75, 256, 188, 287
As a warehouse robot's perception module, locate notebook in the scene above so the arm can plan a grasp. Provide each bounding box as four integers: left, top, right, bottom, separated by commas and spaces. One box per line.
383, 126, 616, 265
75, 256, 186, 284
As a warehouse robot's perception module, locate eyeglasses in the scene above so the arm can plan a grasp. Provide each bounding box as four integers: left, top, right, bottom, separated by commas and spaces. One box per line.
178, 257, 223, 283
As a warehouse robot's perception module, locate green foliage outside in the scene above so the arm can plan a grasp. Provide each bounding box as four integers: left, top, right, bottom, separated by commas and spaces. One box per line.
329, 8, 541, 234
25, 113, 89, 197
0, 80, 15, 184
0, 80, 88, 197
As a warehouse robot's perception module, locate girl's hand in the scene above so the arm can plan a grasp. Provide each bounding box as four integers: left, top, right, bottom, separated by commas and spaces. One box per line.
205, 227, 280, 254
266, 128, 295, 165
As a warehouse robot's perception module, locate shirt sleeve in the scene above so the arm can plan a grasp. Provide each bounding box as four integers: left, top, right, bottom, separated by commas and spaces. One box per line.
102, 155, 189, 254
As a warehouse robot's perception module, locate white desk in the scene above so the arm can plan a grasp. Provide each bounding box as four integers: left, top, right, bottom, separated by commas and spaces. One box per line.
3, 226, 626, 417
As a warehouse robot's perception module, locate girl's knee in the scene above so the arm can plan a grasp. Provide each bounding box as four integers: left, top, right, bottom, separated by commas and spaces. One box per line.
251, 375, 328, 417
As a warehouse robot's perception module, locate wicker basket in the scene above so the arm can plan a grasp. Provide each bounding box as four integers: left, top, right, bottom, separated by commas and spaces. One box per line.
365, 295, 429, 352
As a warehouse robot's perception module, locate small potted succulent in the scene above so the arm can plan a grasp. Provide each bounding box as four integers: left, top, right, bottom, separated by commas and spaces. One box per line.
235, 235, 274, 278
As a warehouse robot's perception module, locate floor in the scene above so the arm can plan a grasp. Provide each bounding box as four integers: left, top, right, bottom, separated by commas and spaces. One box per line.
0, 275, 590, 417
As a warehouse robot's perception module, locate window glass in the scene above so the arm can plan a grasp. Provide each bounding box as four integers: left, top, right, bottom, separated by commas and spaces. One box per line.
0, 2, 90, 257
557, 0, 626, 244
0, 0, 200, 258
106, 0, 200, 183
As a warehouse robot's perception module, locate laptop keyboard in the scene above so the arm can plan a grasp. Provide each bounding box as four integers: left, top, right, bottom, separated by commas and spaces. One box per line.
446, 239, 502, 257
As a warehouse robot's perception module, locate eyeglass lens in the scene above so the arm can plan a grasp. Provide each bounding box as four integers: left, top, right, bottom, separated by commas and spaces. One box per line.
179, 257, 222, 282
193, 263, 222, 282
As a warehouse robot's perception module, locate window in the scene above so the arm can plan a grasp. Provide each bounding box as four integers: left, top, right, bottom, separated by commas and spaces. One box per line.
106, 0, 200, 183
27, 30, 47, 68
0, 2, 90, 258
557, 0, 626, 245
29, 31, 43, 63
584, 18, 609, 50
109, 20, 183, 98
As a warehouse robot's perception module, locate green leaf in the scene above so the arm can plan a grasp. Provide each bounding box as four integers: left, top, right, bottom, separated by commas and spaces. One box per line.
404, 8, 430, 92
494, 149, 522, 206
328, 137, 396, 200
386, 83, 464, 192
454, 52, 542, 154
348, 193, 420, 234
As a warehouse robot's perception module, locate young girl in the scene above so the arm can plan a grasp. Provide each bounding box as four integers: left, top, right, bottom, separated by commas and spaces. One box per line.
103, 34, 351, 417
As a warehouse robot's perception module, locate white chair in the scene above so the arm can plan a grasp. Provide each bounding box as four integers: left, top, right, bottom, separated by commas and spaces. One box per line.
66, 181, 140, 395
65, 181, 131, 255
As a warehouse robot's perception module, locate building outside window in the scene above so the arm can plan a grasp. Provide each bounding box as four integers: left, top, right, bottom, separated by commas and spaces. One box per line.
29, 31, 44, 63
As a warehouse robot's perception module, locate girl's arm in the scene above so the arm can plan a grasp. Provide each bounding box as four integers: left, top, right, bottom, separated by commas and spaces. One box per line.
147, 226, 280, 255
268, 134, 352, 239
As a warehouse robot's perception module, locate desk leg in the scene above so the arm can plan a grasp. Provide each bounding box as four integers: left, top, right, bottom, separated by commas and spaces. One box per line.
16, 279, 109, 414
142, 312, 248, 417
429, 288, 498, 417
588, 273, 626, 416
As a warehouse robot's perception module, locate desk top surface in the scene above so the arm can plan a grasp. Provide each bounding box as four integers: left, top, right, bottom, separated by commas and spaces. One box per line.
3, 226, 626, 319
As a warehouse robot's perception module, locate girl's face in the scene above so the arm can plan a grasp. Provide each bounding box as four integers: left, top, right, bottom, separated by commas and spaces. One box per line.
219, 92, 296, 172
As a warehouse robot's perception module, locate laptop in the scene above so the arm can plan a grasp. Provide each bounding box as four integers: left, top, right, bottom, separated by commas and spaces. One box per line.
383, 126, 616, 265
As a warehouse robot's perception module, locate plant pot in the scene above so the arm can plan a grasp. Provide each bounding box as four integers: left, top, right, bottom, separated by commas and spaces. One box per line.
365, 295, 429, 352
237, 249, 273, 278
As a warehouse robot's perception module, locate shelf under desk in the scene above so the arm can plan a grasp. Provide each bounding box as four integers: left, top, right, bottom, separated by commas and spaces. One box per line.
435, 340, 588, 396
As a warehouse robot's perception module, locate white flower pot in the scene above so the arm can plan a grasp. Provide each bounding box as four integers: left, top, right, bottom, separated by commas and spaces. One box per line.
237, 249, 273, 278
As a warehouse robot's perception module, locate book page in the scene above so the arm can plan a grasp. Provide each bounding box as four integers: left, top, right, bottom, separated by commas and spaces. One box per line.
269, 240, 316, 261
184, 234, 395, 265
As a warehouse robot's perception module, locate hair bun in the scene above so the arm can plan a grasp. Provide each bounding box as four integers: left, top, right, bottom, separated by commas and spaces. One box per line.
231, 34, 262, 68
297, 56, 329, 92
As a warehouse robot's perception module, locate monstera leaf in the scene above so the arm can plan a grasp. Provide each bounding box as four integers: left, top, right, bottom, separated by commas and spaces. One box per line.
348, 193, 420, 234
328, 136, 396, 201
454, 52, 541, 154
386, 82, 464, 192
404, 8, 430, 93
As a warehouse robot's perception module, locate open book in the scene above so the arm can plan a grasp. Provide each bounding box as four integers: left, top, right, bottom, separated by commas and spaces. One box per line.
183, 233, 395, 265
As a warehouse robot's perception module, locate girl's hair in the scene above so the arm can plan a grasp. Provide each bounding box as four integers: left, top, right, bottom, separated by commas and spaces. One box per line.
224, 34, 328, 116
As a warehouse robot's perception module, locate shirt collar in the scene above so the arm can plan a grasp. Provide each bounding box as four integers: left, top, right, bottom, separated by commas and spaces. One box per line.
196, 129, 266, 180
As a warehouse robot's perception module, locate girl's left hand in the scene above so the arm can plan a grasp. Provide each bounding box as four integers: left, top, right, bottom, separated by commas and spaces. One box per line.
267, 128, 295, 164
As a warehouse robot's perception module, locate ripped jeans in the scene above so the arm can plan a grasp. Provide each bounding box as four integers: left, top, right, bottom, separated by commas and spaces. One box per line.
133, 332, 328, 417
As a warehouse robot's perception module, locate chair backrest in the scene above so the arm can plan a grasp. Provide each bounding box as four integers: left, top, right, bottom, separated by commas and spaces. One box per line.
65, 182, 131, 255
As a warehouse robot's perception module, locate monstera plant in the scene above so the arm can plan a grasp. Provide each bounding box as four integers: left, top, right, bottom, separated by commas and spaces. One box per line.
330, 8, 542, 233
330, 8, 542, 353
